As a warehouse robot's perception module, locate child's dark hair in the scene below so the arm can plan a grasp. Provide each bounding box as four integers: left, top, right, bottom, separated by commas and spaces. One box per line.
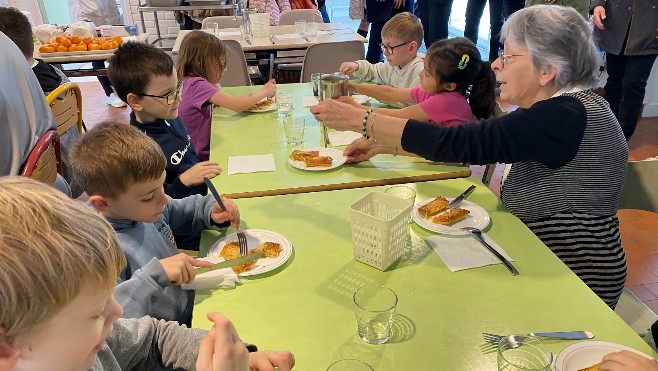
177, 30, 227, 84
107, 42, 175, 103
426, 37, 496, 119
0, 7, 34, 58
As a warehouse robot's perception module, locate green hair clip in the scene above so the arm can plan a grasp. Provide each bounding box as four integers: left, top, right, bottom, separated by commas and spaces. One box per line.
457, 54, 470, 70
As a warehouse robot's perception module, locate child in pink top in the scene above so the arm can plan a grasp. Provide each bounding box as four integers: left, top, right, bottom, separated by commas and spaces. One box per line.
344, 37, 496, 126
177, 31, 276, 161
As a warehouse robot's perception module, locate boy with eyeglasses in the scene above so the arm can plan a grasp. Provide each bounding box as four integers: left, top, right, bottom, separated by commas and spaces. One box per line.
108, 42, 222, 251
340, 12, 425, 106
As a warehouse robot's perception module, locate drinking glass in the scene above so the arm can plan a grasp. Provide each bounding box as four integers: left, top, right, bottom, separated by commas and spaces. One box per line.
283, 117, 305, 146
497, 336, 553, 371
206, 22, 219, 37
353, 285, 397, 344
295, 20, 307, 36
306, 21, 318, 37
326, 359, 374, 371
384, 186, 416, 207
276, 93, 294, 119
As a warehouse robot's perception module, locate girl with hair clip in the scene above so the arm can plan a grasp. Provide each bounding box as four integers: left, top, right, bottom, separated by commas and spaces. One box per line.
342, 37, 496, 126
177, 31, 276, 161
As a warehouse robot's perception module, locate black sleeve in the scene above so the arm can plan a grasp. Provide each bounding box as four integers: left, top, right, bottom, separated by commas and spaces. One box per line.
401, 96, 587, 169
164, 177, 207, 199
589, 0, 605, 14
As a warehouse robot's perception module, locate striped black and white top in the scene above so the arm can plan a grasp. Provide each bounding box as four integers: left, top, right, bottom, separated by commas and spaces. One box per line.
403, 89, 628, 308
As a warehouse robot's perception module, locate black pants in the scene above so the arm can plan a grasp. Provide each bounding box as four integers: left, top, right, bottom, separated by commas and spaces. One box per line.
92, 61, 115, 97
464, 0, 523, 61
604, 52, 657, 140
366, 5, 414, 63
414, 0, 453, 50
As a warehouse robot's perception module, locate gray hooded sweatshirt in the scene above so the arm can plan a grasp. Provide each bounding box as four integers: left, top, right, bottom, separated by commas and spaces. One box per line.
109, 194, 228, 324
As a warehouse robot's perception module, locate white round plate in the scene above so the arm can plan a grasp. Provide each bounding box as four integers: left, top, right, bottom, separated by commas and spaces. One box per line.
246, 98, 276, 113
351, 94, 370, 104
207, 229, 293, 276
288, 147, 347, 171
411, 197, 491, 235
554, 341, 653, 371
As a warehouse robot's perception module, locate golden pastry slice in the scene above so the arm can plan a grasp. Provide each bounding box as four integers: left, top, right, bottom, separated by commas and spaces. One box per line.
252, 242, 283, 258
432, 208, 470, 225
248, 97, 274, 111
303, 156, 333, 167
219, 242, 240, 260
289, 150, 320, 161
418, 196, 449, 219
577, 363, 601, 371
232, 260, 257, 274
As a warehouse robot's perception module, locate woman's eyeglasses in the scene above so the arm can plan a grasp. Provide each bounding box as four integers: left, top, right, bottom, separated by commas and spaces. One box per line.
379, 41, 411, 55
136, 83, 183, 105
497, 48, 528, 68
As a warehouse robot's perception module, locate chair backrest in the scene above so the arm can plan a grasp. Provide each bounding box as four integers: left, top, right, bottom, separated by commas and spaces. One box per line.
202, 16, 243, 29
46, 82, 83, 136
279, 9, 323, 25
618, 158, 658, 213
20, 130, 63, 186
219, 39, 252, 87
300, 41, 365, 83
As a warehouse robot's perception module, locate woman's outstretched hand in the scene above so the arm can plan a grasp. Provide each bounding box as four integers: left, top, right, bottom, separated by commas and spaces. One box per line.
310, 99, 366, 131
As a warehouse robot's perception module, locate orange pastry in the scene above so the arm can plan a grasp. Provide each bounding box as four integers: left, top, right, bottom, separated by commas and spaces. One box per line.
219, 241, 240, 260
418, 196, 449, 219
252, 242, 283, 258
303, 156, 333, 167
289, 150, 320, 161
432, 208, 470, 225
577, 363, 601, 371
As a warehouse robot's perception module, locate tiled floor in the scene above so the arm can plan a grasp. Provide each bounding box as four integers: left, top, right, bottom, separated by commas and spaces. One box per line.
74, 79, 658, 312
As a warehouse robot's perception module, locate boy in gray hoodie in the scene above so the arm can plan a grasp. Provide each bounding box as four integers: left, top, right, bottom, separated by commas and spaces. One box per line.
70, 122, 241, 326
0, 177, 295, 371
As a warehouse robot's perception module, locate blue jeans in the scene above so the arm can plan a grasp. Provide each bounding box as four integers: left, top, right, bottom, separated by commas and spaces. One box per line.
464, 0, 523, 61
415, 0, 453, 49
604, 52, 658, 140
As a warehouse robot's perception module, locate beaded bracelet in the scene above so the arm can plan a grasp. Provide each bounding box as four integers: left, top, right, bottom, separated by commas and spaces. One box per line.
361, 109, 373, 139
370, 113, 378, 141
392, 146, 398, 156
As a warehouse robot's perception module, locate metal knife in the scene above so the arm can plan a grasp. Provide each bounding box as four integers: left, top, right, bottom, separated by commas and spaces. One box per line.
270, 35, 276, 44
447, 185, 476, 208
195, 252, 265, 274
528, 331, 594, 339
203, 177, 227, 212
303, 35, 310, 42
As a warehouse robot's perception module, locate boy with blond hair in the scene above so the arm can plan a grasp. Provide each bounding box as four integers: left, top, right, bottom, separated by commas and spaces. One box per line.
0, 177, 295, 371
69, 122, 240, 326
340, 12, 425, 90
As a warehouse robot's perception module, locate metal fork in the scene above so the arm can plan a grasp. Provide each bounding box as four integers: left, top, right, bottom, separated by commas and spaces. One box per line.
236, 230, 248, 256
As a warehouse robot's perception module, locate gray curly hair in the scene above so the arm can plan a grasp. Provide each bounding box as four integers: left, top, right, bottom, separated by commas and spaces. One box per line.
500, 5, 599, 89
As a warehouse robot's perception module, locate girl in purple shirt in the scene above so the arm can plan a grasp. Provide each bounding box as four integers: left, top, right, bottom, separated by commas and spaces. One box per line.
345, 37, 496, 126
177, 31, 276, 161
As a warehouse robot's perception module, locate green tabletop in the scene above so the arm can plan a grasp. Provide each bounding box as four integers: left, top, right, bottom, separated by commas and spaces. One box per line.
209, 83, 470, 198
193, 178, 652, 370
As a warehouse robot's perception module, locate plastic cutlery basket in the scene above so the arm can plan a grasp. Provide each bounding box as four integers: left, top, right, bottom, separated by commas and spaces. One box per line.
349, 192, 412, 270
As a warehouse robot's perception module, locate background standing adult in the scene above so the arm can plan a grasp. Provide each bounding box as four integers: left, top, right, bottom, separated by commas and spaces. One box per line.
591, 0, 658, 140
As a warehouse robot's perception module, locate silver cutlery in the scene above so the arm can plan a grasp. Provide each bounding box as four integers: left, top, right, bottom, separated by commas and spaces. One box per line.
483, 331, 594, 345
303, 35, 310, 42
447, 185, 476, 208
245, 36, 252, 45
270, 35, 276, 44
203, 177, 248, 256
462, 227, 519, 276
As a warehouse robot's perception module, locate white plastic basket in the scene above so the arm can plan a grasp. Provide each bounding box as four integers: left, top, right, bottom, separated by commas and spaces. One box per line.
349, 192, 412, 271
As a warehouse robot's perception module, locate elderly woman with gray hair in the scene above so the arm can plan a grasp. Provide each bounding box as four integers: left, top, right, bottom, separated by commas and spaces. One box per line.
311, 5, 628, 308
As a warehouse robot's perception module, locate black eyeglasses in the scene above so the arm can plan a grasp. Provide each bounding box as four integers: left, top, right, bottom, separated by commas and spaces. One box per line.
136, 83, 183, 105
497, 48, 528, 68
379, 41, 411, 55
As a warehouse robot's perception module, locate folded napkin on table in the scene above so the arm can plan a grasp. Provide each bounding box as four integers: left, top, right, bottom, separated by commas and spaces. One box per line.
328, 130, 361, 146
228, 154, 276, 175
425, 233, 513, 272
181, 257, 244, 290
302, 96, 319, 107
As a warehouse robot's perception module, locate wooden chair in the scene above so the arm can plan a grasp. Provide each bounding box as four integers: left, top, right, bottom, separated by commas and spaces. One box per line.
219, 39, 252, 87
20, 130, 63, 186
46, 82, 83, 136
300, 41, 365, 83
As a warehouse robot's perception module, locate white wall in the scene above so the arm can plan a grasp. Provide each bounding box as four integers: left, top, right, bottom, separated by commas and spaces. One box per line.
7, 0, 43, 24
643, 60, 658, 118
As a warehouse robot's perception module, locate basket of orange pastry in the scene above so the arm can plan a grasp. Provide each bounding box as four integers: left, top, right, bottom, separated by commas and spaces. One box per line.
38, 35, 124, 55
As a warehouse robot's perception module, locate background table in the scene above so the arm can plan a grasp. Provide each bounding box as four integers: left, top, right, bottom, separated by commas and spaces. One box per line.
208, 83, 470, 198
193, 178, 655, 369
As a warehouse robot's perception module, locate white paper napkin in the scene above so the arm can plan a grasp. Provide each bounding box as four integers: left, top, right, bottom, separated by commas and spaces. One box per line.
328, 130, 361, 146
181, 257, 243, 290
302, 96, 319, 107
425, 233, 514, 272
228, 154, 276, 175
